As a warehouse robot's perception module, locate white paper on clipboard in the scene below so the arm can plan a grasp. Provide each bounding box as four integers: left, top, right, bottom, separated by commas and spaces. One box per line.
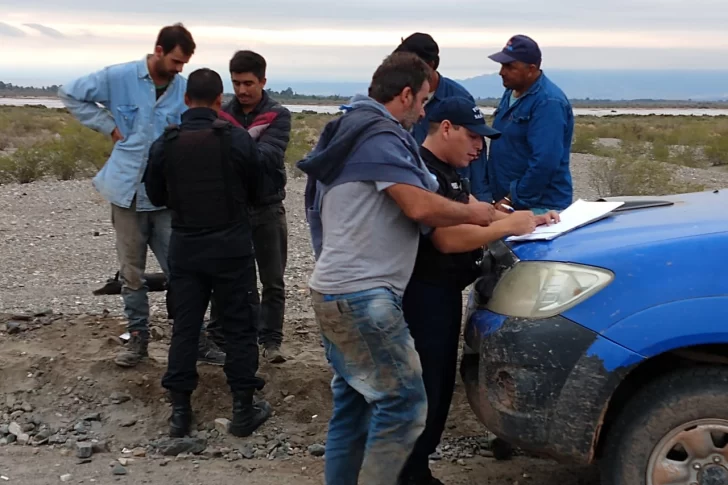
506, 199, 624, 242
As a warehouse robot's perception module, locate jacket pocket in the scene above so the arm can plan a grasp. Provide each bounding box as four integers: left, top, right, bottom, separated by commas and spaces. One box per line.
506, 113, 531, 138
115, 105, 139, 138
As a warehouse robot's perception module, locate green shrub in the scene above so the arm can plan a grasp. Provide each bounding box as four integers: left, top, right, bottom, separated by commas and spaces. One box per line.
704, 134, 728, 166
571, 130, 598, 153
2, 146, 47, 183
651, 139, 671, 162
588, 146, 704, 198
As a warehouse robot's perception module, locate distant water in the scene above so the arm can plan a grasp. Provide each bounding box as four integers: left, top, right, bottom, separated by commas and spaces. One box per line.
2, 96, 728, 117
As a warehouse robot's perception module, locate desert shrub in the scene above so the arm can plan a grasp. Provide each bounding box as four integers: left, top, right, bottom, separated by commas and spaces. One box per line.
589, 144, 704, 198
571, 129, 598, 154
704, 133, 728, 166
0, 121, 112, 183
2, 146, 47, 183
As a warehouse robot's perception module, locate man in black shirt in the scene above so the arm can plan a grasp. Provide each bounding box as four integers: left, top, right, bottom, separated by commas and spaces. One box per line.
143, 68, 272, 438
398, 96, 559, 485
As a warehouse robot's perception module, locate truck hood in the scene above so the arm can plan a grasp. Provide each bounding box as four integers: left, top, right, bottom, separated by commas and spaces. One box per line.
511, 190, 728, 264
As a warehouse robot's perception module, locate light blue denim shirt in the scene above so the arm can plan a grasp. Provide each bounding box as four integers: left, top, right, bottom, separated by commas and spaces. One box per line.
58, 56, 188, 211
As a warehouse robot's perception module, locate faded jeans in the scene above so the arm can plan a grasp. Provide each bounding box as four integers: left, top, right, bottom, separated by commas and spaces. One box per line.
110, 200, 171, 334
311, 287, 428, 485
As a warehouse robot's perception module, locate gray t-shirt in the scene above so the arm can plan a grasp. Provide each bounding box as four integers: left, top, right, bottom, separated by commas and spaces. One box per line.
308, 180, 421, 296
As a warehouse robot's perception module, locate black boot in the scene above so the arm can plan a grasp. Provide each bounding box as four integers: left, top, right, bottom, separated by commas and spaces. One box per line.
168, 391, 193, 438
229, 389, 272, 437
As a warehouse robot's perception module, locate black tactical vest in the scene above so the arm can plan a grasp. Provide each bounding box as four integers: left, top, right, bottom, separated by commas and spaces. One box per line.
162, 120, 247, 230
410, 157, 484, 290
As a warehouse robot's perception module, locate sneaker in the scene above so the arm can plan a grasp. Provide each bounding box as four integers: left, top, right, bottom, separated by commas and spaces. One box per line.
114, 331, 149, 368
198, 334, 226, 366
262, 344, 286, 364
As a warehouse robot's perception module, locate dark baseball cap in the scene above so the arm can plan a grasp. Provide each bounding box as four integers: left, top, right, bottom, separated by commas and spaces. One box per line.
394, 32, 440, 66
429, 96, 501, 139
489, 34, 542, 65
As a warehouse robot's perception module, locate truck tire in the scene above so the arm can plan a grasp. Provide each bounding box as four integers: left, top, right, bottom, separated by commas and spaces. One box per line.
601, 366, 728, 485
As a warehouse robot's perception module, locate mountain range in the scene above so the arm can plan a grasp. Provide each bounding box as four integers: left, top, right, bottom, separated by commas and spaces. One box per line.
266, 70, 728, 101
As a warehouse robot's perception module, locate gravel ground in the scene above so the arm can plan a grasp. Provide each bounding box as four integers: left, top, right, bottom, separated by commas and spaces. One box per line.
2, 153, 728, 316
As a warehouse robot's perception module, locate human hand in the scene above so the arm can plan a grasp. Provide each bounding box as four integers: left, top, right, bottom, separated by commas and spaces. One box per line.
494, 198, 514, 214
111, 127, 124, 144
468, 201, 496, 226
505, 211, 537, 236
535, 210, 561, 226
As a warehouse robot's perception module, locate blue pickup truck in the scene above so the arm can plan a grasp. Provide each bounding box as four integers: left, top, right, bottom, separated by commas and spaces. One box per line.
461, 190, 728, 485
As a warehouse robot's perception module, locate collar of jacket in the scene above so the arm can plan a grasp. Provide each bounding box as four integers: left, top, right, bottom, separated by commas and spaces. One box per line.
420, 145, 457, 179
232, 90, 269, 116
429, 72, 450, 103
181, 107, 218, 123
510, 71, 547, 101
136, 55, 181, 89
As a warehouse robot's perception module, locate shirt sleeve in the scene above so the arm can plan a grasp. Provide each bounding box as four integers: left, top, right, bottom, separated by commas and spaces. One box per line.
57, 68, 116, 136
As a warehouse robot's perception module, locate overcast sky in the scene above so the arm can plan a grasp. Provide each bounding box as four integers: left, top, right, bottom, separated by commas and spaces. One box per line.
1, 0, 727, 87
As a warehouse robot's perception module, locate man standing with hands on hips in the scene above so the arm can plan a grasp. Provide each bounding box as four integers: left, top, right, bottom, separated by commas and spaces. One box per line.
485, 35, 574, 215
57, 23, 220, 368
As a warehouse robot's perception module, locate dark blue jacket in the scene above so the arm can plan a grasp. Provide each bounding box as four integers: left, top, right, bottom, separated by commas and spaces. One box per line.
486, 72, 574, 211
297, 94, 439, 259
411, 75, 489, 202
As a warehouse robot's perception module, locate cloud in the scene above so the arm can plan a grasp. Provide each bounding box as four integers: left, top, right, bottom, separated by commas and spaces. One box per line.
0, 22, 26, 37
23, 23, 65, 38
2, 0, 728, 31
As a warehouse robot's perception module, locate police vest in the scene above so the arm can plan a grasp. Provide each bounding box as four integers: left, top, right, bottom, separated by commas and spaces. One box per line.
410, 159, 484, 290
162, 120, 247, 229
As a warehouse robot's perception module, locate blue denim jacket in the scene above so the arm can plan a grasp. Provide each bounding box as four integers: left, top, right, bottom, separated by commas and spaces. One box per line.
411, 75, 489, 202
58, 57, 188, 211
486, 72, 574, 211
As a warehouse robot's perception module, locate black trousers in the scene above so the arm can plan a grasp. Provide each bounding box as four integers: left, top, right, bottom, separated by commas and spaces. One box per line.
207, 202, 288, 346
400, 278, 464, 479
161, 232, 265, 393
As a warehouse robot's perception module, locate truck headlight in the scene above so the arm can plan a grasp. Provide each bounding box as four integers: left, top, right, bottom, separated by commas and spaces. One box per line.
485, 261, 614, 319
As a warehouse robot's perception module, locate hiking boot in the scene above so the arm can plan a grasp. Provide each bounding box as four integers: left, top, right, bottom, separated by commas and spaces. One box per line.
168, 391, 193, 438
114, 331, 149, 368
262, 343, 286, 364
229, 389, 272, 437
399, 471, 445, 485
198, 333, 225, 366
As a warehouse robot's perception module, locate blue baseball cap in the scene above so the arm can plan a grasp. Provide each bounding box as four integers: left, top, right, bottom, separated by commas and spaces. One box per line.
489, 34, 542, 65
429, 96, 501, 139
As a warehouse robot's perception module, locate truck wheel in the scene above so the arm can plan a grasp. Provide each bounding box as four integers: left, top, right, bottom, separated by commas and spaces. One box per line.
601, 366, 728, 485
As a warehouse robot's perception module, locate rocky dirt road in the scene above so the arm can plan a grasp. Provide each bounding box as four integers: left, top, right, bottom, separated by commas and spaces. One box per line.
2, 157, 726, 484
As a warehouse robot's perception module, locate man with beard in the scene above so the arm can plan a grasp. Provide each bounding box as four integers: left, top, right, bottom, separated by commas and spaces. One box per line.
58, 24, 224, 368
297, 52, 497, 485
206, 50, 292, 364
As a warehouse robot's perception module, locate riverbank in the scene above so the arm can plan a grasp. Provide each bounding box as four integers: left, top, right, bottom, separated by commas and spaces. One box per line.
3, 93, 728, 112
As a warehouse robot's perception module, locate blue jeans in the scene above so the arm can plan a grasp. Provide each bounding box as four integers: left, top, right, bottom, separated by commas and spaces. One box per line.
111, 201, 172, 333
311, 287, 428, 485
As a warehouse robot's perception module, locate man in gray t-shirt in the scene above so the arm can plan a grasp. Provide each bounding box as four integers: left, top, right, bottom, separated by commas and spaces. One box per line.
297, 52, 495, 485
309, 133, 435, 297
